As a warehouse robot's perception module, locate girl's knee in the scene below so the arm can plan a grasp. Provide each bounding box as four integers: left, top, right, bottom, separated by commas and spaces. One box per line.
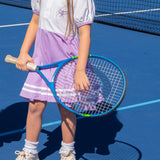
28, 101, 46, 115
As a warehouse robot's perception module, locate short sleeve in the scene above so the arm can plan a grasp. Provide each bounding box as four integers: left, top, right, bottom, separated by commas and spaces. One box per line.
74, 0, 95, 28
31, 0, 40, 15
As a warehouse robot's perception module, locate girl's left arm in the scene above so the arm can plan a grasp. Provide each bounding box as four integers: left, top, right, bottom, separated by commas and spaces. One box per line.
74, 24, 91, 92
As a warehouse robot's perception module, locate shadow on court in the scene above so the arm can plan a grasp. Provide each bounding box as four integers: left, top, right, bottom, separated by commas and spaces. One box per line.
0, 104, 142, 159
0, 102, 28, 147
39, 111, 125, 160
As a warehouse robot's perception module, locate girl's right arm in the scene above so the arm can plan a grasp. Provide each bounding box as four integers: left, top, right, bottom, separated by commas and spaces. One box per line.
16, 13, 39, 71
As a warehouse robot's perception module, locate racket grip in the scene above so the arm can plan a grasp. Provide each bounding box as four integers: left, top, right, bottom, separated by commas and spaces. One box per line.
5, 55, 37, 71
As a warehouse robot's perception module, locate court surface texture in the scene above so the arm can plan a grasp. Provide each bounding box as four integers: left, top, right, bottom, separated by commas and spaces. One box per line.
0, 4, 160, 160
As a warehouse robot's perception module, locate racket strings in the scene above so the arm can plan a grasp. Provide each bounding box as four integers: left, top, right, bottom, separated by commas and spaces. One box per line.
54, 57, 125, 116
90, 58, 124, 102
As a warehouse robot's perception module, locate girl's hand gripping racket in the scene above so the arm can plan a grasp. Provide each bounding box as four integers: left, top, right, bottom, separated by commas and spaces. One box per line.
5, 54, 127, 117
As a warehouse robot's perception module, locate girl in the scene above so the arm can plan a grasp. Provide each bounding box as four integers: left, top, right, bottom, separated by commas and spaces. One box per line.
15, 0, 95, 159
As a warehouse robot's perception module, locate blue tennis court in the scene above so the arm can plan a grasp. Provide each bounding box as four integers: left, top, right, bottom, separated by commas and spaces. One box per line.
0, 2, 160, 160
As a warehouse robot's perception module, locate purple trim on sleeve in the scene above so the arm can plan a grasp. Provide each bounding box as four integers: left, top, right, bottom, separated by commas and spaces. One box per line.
33, 11, 39, 15
77, 21, 93, 28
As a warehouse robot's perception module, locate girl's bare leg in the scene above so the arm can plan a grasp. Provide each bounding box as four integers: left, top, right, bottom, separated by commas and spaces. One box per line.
58, 103, 76, 143
26, 100, 47, 142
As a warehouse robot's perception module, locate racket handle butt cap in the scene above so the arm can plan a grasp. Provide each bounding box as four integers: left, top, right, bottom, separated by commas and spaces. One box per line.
5, 55, 16, 64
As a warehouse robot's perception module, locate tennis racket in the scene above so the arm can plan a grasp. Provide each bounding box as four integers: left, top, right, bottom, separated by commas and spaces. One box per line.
5, 54, 127, 117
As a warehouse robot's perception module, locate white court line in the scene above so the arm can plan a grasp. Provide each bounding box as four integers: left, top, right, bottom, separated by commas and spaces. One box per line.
0, 98, 160, 137
95, 8, 160, 17
0, 23, 29, 28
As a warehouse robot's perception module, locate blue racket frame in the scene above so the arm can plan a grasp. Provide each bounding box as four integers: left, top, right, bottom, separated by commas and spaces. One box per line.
35, 54, 127, 117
